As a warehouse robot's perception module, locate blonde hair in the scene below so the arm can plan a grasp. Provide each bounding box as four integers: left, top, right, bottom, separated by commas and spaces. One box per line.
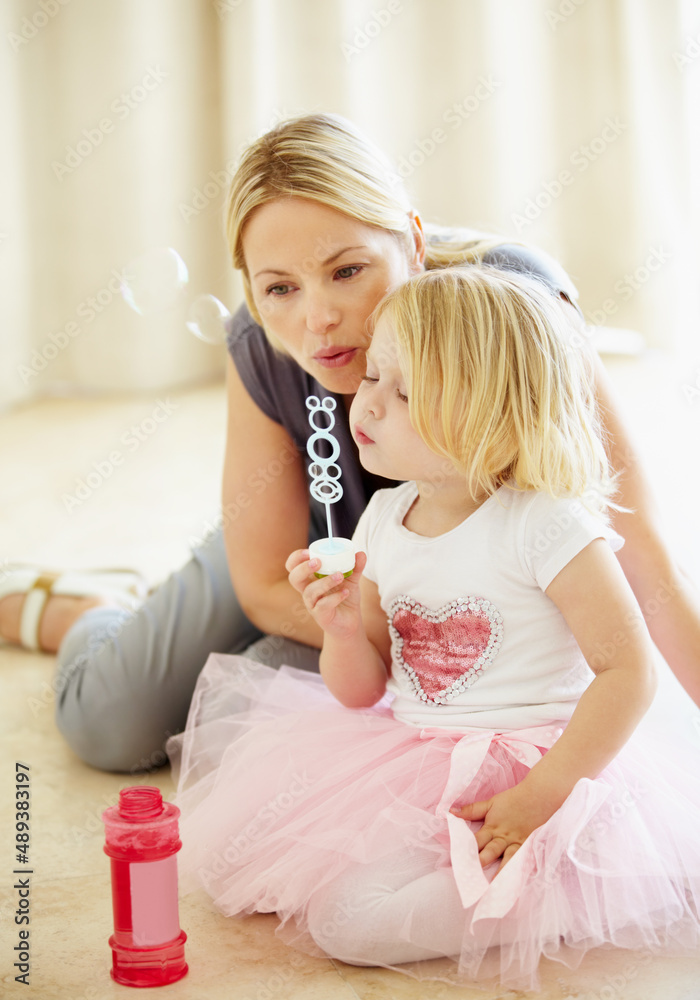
373, 267, 616, 509
225, 113, 509, 339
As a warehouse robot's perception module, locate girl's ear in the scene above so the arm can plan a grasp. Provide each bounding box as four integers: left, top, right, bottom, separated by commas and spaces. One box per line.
408, 210, 426, 274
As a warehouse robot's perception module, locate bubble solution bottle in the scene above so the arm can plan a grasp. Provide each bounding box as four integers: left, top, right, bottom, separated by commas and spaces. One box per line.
102, 786, 188, 987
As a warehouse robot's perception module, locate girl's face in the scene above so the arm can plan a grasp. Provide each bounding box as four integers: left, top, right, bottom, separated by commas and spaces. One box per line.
242, 197, 424, 395
349, 317, 459, 486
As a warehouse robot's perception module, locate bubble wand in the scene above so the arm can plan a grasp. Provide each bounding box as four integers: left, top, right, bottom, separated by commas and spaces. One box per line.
305, 395, 356, 578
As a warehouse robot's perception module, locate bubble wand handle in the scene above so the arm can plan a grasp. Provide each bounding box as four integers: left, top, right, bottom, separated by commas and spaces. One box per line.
305, 395, 344, 542
305, 395, 355, 577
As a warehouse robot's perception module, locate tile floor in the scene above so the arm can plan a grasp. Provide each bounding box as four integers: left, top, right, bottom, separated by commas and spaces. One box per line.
1, 350, 700, 999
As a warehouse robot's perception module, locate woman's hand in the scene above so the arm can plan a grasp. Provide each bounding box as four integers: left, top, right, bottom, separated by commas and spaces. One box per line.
286, 549, 368, 641
451, 778, 560, 872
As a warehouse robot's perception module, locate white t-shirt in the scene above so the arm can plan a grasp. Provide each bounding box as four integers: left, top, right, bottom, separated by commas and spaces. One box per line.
352, 482, 624, 732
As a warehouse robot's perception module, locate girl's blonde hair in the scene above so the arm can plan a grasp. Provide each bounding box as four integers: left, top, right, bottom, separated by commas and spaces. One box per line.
225, 113, 506, 338
372, 267, 616, 509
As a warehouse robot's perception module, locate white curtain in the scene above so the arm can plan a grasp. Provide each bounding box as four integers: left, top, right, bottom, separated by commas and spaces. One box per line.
2, 0, 698, 411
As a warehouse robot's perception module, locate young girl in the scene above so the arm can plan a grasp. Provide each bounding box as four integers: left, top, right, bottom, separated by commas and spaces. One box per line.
170, 266, 700, 991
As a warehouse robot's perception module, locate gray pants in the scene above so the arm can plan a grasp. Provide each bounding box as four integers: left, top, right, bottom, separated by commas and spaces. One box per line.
54, 527, 320, 773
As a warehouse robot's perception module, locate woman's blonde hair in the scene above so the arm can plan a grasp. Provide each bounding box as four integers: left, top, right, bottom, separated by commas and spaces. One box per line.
372, 267, 616, 509
225, 113, 506, 338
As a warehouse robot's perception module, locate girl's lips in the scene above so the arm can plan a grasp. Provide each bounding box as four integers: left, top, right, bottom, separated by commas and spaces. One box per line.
313, 348, 358, 369
354, 425, 374, 445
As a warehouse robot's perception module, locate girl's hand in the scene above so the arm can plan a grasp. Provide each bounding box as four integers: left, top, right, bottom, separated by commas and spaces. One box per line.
286, 549, 368, 640
450, 780, 560, 873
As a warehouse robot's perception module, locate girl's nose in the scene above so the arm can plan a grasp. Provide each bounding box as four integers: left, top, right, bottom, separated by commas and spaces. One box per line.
363, 382, 384, 419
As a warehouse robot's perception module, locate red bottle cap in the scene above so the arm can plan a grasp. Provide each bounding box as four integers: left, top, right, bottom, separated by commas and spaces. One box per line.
103, 786, 182, 863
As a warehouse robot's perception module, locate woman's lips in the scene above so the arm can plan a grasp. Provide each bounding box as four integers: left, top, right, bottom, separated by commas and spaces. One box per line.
313, 348, 358, 369
354, 425, 374, 445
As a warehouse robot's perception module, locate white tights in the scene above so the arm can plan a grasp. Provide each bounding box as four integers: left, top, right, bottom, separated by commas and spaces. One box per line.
306, 848, 471, 966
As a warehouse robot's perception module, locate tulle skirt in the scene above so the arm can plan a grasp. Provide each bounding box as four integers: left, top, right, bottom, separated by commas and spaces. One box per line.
167, 653, 700, 991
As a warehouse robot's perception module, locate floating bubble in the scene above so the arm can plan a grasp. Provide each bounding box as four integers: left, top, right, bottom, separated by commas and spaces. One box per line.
185, 294, 231, 345
120, 247, 189, 316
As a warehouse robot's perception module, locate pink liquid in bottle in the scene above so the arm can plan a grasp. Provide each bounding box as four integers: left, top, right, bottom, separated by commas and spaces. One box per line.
102, 786, 188, 987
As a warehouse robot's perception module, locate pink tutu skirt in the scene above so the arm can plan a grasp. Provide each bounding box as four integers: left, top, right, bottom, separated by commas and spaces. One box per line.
168, 654, 700, 991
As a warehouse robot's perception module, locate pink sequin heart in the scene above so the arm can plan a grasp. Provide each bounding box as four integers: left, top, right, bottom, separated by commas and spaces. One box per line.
388, 596, 503, 705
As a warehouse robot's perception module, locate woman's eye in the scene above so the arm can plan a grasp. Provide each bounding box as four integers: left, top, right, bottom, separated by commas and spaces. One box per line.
361, 375, 378, 384
267, 284, 292, 296
336, 265, 362, 280
397, 390, 408, 402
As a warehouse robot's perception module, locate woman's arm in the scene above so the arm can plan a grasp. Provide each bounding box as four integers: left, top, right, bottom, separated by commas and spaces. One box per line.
590, 349, 700, 704
454, 537, 657, 868
559, 299, 700, 705
222, 355, 323, 647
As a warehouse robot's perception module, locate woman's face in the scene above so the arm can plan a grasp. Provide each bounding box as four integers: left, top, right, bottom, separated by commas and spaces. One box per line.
242, 197, 424, 394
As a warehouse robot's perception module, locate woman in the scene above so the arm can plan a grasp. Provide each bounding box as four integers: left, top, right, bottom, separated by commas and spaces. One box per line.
3, 113, 699, 771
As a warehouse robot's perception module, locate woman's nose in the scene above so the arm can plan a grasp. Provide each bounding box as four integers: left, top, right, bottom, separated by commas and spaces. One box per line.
305, 292, 341, 336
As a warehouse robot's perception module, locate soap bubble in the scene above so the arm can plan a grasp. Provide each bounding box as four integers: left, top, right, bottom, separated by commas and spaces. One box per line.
120, 247, 189, 316
185, 294, 231, 345
120, 249, 230, 345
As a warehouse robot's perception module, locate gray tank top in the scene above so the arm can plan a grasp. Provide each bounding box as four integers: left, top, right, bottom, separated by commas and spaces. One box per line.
226, 244, 579, 544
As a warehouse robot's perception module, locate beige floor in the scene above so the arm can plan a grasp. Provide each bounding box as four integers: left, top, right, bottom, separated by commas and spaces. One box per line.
2, 352, 700, 999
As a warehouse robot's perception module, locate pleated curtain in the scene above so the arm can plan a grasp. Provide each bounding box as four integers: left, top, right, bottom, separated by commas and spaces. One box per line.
1, 0, 698, 411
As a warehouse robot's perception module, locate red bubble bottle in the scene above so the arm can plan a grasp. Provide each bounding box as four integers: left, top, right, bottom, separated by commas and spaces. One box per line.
102, 786, 188, 987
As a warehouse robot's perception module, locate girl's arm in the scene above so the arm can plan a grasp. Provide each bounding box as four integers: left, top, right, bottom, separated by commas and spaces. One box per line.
454, 536, 658, 869
286, 550, 390, 707
222, 356, 323, 648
